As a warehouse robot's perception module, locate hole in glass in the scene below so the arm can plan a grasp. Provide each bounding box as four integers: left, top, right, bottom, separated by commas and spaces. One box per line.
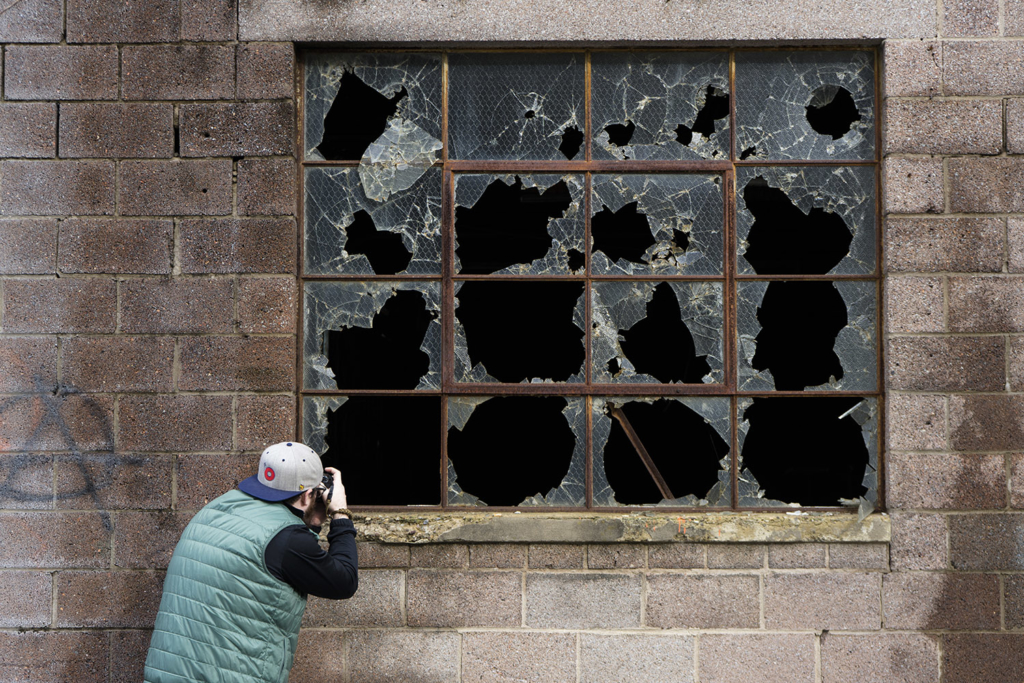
805, 85, 861, 140
316, 72, 407, 160
343, 209, 413, 275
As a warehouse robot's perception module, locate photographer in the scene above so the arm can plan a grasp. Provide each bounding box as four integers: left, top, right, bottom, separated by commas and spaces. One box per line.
143, 442, 358, 683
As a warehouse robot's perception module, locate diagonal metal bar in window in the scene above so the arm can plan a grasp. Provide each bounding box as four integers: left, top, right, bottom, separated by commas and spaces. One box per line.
606, 402, 675, 500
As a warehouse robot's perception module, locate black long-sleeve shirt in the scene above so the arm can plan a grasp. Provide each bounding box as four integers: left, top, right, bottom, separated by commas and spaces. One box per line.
264, 506, 358, 599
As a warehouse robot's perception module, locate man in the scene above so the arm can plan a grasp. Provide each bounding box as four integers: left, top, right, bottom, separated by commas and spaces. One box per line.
144, 442, 357, 683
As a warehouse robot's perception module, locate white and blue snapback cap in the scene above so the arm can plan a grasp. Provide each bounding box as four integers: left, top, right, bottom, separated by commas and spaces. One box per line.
239, 441, 324, 502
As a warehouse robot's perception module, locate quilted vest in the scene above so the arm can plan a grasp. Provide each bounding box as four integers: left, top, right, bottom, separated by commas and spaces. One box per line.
144, 490, 312, 683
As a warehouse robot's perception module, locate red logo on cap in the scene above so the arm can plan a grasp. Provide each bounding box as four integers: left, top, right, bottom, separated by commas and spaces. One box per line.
264, 467, 275, 481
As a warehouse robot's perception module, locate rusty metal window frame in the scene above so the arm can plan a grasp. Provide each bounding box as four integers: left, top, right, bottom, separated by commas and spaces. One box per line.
296, 47, 883, 513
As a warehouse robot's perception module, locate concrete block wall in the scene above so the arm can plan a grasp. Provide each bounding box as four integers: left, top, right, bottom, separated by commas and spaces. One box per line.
0, 1, 1022, 681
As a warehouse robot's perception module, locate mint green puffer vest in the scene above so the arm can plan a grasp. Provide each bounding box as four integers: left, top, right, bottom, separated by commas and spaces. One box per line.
144, 490, 313, 683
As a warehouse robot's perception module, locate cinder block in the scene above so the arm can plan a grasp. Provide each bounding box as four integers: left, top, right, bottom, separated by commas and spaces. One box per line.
56, 454, 172, 510
0, 454, 53, 510
942, 0, 999, 36
646, 573, 759, 629
890, 512, 948, 571
303, 570, 403, 627
238, 278, 297, 333
0, 632, 108, 683
0, 393, 112, 454
943, 634, 1024, 683
179, 337, 295, 392
176, 453, 255, 509
469, 544, 526, 568
119, 395, 233, 453
944, 41, 1024, 95
237, 396, 296, 451
708, 544, 765, 569
179, 218, 296, 273
120, 278, 234, 334
238, 158, 296, 216
885, 277, 943, 333
0, 336, 57, 392
581, 634, 694, 683
59, 219, 173, 275
1010, 218, 1024, 273
887, 394, 946, 452
950, 157, 1024, 212
828, 543, 889, 570
119, 160, 232, 216
66, 0, 179, 42
0, 571, 51, 627
237, 43, 295, 100
1008, 2, 1024, 36
56, 571, 164, 628
114, 511, 193, 569
525, 572, 641, 628
0, 219, 56, 274
886, 337, 1004, 392
410, 544, 468, 568
180, 103, 294, 157
406, 569, 521, 627
883, 41, 941, 97
356, 542, 410, 568
62, 336, 174, 392
0, 0, 63, 42
885, 99, 1002, 154
883, 572, 1000, 629
767, 544, 826, 568
0, 103, 56, 157
950, 395, 1024, 451
1, 160, 114, 216
110, 631, 151, 683
0, 512, 110, 568
122, 45, 235, 100
883, 157, 943, 214
588, 544, 645, 569
888, 452, 1006, 510
699, 634, 815, 683
885, 217, 1004, 273
5, 45, 117, 100
291, 630, 345, 682
648, 543, 705, 568
462, 632, 575, 683
949, 277, 1024, 332
529, 543, 585, 568
60, 103, 173, 159
1012, 454, 1024, 508
182, 0, 237, 41
821, 634, 939, 683
949, 513, 1024, 570
765, 572, 881, 630
1005, 574, 1024, 629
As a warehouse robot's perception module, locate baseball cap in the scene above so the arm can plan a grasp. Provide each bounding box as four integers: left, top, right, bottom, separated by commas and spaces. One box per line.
239, 442, 324, 502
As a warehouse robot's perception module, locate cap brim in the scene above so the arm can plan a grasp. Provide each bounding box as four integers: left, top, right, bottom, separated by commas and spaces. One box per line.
238, 475, 304, 502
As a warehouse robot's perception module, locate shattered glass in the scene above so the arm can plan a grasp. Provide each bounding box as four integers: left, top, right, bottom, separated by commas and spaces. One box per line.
304, 166, 443, 275
454, 174, 585, 275
592, 396, 732, 507
591, 174, 724, 275
736, 166, 876, 275
448, 53, 585, 160
447, 396, 587, 506
591, 52, 729, 161
735, 51, 875, 161
303, 281, 442, 390
302, 395, 347, 458
592, 281, 724, 384
737, 280, 877, 392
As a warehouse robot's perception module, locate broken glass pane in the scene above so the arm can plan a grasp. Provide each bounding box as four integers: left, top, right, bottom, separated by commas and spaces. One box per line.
591, 52, 729, 161
735, 51, 875, 161
448, 53, 585, 160
737, 396, 877, 509
454, 173, 585, 275
591, 174, 724, 276
304, 166, 442, 275
447, 396, 586, 506
737, 280, 876, 392
592, 396, 731, 507
736, 166, 875, 275
592, 280, 723, 384
303, 281, 442, 391
454, 281, 586, 384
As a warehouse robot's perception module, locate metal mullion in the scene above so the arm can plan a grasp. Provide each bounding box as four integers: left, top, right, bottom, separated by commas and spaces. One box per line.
441, 53, 450, 508
734, 274, 878, 281
447, 160, 732, 173
733, 159, 877, 167
298, 390, 444, 396
302, 274, 445, 281
296, 54, 307, 439
448, 383, 732, 396
735, 390, 883, 398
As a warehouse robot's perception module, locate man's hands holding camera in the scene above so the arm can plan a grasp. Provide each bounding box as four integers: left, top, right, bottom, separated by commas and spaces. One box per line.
319, 467, 349, 520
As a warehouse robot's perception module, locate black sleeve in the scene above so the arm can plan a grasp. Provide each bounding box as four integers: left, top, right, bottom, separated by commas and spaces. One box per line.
264, 519, 358, 600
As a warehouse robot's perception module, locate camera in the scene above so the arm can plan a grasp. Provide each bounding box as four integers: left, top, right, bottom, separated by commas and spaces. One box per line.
320, 473, 335, 503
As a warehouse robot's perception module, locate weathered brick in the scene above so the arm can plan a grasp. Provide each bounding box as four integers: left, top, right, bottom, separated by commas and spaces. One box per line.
767, 543, 826, 568
407, 569, 521, 627
0, 571, 51, 627
887, 394, 946, 452
238, 278, 297, 333
588, 544, 644, 568
885, 99, 1002, 154
0, 512, 110, 568
56, 571, 163, 628
303, 570, 402, 627
110, 630, 151, 683
347, 630, 459, 683
462, 632, 575, 683
119, 160, 232, 216
0, 103, 56, 158
291, 630, 345, 683
122, 45, 235, 100
62, 336, 174, 392
180, 218, 296, 273
180, 103, 294, 157
0, 393, 113, 454
5, 45, 117, 100
883, 40, 941, 97
944, 634, 1024, 683
883, 572, 1000, 629
950, 157, 1024, 212
1006, 574, 1024, 629
119, 395, 232, 453
708, 544, 765, 569
765, 572, 881, 630
176, 453, 255, 509
59, 219, 173, 275
179, 337, 294, 392
828, 543, 889, 570
0, 336, 57, 392
821, 634, 939, 683
885, 277, 943, 333
120, 278, 234, 334
1, 160, 114, 216
238, 158, 297, 216
67, 0, 179, 42
886, 336, 1004, 392
0, 454, 53, 510
0, 219, 56, 274
950, 277, 1024, 332
885, 217, 1004, 273
890, 512, 948, 570
648, 543, 705, 568
647, 573, 760, 629
949, 513, 1024, 569
1011, 218, 1024, 273
237, 396, 296, 451
529, 543, 585, 568
0, 0, 63, 42
0, 632, 108, 683
525, 572, 641, 628
237, 43, 295, 100
944, 41, 1024, 95
356, 542, 410, 568
1012, 453, 1024, 507
60, 104, 173, 159
182, 0, 237, 40
950, 395, 1024, 451
581, 634, 693, 683
889, 452, 1006, 510
56, 454, 172, 510
883, 157, 943, 214
700, 634, 815, 683
1006, 99, 1024, 154
469, 544, 526, 568
114, 511, 192, 569
943, 0, 999, 36
410, 544, 468, 568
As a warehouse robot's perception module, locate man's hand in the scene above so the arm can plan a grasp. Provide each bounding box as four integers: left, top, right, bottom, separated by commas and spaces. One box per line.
322, 467, 349, 518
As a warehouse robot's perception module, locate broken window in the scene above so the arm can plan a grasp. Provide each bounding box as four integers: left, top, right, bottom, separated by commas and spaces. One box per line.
299, 50, 880, 512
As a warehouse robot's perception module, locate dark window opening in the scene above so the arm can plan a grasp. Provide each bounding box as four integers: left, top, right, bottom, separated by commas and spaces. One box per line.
566, 248, 586, 272
559, 125, 584, 160
805, 86, 861, 140
604, 121, 636, 148
617, 283, 711, 383
741, 396, 869, 505
592, 201, 657, 265
316, 72, 407, 160
740, 146, 756, 160
344, 209, 413, 275
675, 85, 730, 146
323, 396, 442, 505
326, 290, 435, 390
448, 396, 575, 506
